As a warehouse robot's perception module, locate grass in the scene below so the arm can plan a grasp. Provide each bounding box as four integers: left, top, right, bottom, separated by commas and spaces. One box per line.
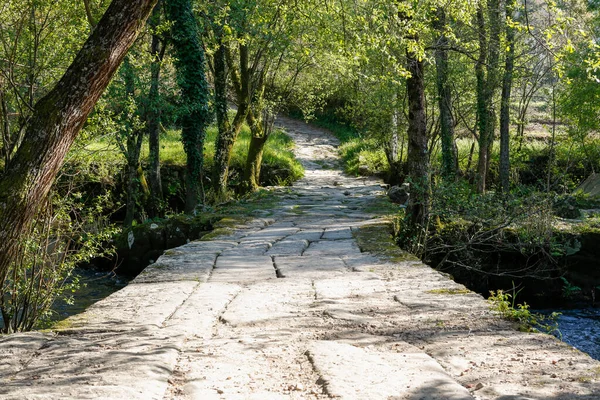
67, 119, 304, 187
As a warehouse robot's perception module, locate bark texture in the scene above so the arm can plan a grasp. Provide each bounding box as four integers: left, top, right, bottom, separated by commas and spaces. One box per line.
146, 2, 165, 216
476, 0, 501, 193
244, 108, 270, 192
0, 0, 158, 286
434, 8, 457, 178
406, 50, 429, 228
243, 78, 269, 194
213, 40, 249, 199
499, 0, 516, 193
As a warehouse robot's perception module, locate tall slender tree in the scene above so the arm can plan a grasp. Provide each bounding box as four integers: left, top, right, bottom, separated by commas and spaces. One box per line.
406, 45, 429, 228
146, 1, 166, 216
434, 8, 457, 178
499, 0, 517, 193
476, 0, 501, 193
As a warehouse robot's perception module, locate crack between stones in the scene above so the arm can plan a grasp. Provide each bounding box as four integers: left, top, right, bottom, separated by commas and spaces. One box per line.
271, 256, 284, 278
161, 281, 203, 328
161, 254, 220, 328
303, 348, 335, 398
215, 288, 242, 330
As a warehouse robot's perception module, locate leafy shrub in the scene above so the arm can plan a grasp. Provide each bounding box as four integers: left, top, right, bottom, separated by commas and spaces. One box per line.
0, 192, 117, 333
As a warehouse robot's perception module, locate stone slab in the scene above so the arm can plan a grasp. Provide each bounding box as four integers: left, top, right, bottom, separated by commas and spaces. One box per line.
322, 227, 353, 240
240, 227, 299, 242
313, 273, 386, 300
211, 256, 276, 283
273, 256, 347, 279
133, 254, 216, 283
165, 283, 241, 338
220, 280, 313, 326
219, 242, 271, 257
0, 327, 182, 400
170, 240, 238, 254
306, 340, 473, 399
303, 239, 361, 256
266, 240, 309, 256
285, 229, 324, 242
63, 281, 198, 329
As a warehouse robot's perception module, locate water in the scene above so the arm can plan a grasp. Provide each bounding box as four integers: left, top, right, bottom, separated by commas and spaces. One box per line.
542, 308, 600, 360
0, 267, 128, 331
50, 267, 129, 322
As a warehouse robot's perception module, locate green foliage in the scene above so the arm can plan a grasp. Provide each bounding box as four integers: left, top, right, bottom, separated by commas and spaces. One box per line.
0, 192, 117, 333
488, 287, 561, 335
560, 277, 582, 299
414, 181, 577, 277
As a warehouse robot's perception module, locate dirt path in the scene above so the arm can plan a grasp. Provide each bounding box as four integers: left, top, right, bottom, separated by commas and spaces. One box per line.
1, 118, 600, 399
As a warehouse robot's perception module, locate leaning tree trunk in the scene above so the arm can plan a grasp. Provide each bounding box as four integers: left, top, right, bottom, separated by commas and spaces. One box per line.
146, 1, 165, 217
406, 48, 430, 229
165, 0, 211, 213
499, 0, 516, 193
212, 39, 249, 199
434, 8, 457, 179
0, 0, 157, 288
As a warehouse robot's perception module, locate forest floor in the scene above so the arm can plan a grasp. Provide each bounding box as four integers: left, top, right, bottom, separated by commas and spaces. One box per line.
1, 117, 600, 399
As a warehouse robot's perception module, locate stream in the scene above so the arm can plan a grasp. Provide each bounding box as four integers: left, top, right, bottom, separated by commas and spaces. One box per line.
49, 266, 129, 324
540, 308, 600, 361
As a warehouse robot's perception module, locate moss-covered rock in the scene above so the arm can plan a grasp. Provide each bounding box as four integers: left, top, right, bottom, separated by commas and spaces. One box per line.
113, 214, 214, 276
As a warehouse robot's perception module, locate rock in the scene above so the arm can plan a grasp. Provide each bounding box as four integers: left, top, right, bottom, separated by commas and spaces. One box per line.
388, 183, 410, 205
553, 195, 582, 219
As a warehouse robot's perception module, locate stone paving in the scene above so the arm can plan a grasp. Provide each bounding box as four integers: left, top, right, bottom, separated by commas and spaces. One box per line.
2, 117, 600, 399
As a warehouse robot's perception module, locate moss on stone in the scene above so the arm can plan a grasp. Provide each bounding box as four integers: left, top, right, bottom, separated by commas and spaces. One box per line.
353, 221, 419, 262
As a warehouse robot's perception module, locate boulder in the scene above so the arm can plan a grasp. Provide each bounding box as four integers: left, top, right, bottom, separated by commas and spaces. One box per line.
388, 183, 410, 205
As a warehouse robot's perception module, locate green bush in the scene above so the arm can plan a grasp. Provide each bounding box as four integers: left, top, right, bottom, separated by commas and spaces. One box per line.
0, 192, 117, 333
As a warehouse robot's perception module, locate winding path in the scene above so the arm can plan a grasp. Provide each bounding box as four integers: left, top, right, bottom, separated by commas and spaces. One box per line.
1, 118, 600, 399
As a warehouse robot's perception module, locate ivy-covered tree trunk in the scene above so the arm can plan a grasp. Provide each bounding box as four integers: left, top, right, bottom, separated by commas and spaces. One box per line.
0, 0, 157, 289
499, 0, 516, 193
406, 49, 429, 228
476, 0, 501, 194
146, 2, 165, 216
434, 8, 457, 178
213, 39, 249, 199
165, 0, 210, 213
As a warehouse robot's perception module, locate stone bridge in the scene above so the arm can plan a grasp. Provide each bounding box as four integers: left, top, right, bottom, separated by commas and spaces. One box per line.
1, 117, 599, 399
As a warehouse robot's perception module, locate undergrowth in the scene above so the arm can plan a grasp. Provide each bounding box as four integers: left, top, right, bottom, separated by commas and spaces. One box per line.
488, 286, 561, 335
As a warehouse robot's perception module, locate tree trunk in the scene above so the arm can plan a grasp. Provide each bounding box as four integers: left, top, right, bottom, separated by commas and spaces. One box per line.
0, 0, 157, 288
0, 83, 10, 167
475, 5, 488, 193
499, 0, 516, 193
242, 76, 268, 194
406, 49, 429, 228
165, 0, 211, 213
121, 56, 144, 228
434, 8, 457, 179
243, 108, 270, 192
476, 0, 501, 193
146, 2, 165, 217
212, 39, 249, 199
